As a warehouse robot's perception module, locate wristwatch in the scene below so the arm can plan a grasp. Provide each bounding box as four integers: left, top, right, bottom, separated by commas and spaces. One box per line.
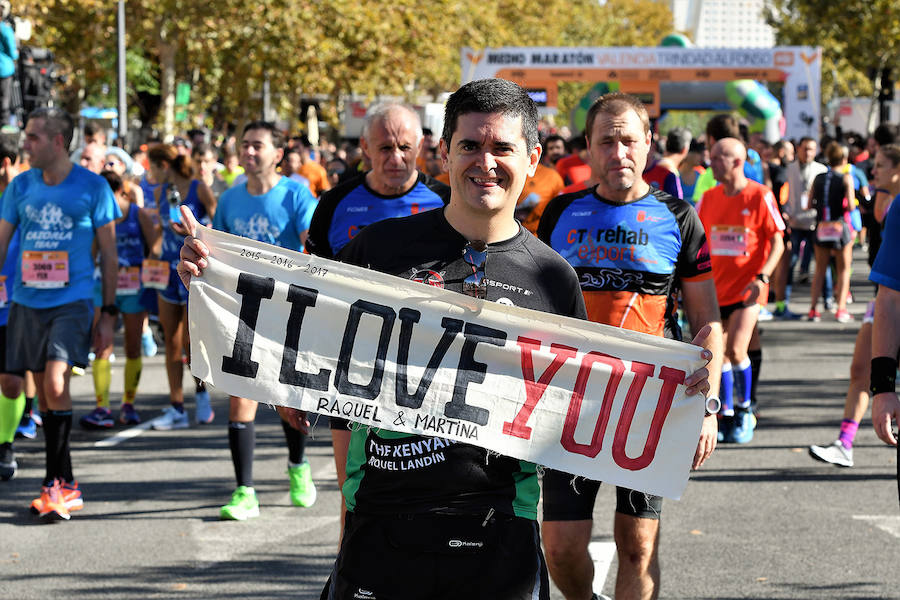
100, 304, 119, 317
755, 273, 770, 284
704, 396, 721, 416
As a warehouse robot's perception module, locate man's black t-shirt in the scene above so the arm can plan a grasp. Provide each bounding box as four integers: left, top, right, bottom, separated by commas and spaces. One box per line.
337, 207, 586, 519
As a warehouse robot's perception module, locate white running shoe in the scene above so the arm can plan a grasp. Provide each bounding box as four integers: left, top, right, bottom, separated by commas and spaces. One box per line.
151, 406, 190, 430
809, 440, 853, 467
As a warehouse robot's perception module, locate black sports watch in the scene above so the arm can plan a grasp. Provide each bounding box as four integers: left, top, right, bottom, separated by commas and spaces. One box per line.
755, 273, 770, 284
100, 304, 119, 317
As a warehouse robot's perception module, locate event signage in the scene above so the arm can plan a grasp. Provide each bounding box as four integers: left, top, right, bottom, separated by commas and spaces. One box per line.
188, 228, 708, 499
462, 46, 822, 139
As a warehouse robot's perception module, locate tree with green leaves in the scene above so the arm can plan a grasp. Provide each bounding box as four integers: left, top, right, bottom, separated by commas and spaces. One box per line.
12, 0, 674, 137
765, 0, 900, 127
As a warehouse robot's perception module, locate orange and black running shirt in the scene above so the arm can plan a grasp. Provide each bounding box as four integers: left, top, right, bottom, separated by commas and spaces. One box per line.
538, 187, 712, 338
696, 180, 785, 307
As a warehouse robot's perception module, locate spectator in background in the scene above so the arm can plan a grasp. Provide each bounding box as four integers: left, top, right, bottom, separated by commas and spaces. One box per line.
679, 140, 706, 203
414, 127, 435, 173
541, 134, 567, 166
0, 2, 17, 130
296, 136, 330, 197
770, 139, 796, 319
555, 133, 591, 187
643, 127, 691, 199
221, 147, 244, 187
191, 142, 228, 199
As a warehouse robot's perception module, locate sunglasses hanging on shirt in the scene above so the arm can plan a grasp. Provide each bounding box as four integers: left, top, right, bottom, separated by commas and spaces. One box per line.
462, 240, 488, 299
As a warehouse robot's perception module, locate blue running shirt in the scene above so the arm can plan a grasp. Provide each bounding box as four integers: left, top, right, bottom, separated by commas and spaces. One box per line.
1, 165, 120, 308
213, 176, 317, 251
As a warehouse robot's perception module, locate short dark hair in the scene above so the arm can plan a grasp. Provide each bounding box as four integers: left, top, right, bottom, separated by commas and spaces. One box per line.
28, 107, 75, 150
442, 78, 539, 151
543, 133, 567, 150
665, 127, 692, 154
242, 120, 285, 150
705, 114, 740, 144
585, 93, 650, 141
873, 123, 897, 147
0, 133, 18, 163
83, 122, 102, 138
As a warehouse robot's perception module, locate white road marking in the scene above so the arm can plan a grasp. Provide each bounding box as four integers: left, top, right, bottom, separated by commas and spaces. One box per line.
852, 515, 900, 538
93, 418, 164, 448
588, 541, 616, 596
192, 514, 341, 564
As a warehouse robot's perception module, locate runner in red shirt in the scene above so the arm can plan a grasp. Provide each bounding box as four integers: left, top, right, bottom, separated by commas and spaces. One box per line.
697, 138, 784, 444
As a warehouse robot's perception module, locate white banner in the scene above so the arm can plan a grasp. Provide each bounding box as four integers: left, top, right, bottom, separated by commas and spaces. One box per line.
188, 228, 708, 499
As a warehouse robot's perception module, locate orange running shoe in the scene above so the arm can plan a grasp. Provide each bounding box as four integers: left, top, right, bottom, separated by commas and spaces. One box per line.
37, 480, 70, 521
60, 480, 83, 512
29, 483, 50, 515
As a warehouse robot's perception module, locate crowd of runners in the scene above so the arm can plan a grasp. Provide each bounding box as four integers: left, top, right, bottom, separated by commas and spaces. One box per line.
0, 78, 899, 600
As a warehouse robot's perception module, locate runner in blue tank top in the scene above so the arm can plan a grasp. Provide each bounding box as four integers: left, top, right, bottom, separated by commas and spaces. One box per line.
147, 143, 217, 431
80, 172, 158, 430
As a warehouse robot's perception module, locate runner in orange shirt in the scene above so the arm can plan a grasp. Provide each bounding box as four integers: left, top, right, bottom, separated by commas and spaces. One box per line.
296, 136, 331, 197
697, 138, 784, 444
517, 162, 564, 234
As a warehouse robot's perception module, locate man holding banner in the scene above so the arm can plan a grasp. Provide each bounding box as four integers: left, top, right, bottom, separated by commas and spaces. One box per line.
177, 79, 713, 599
538, 93, 723, 600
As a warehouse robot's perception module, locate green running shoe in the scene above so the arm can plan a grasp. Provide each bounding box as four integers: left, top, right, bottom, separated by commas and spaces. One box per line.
220, 486, 259, 521
288, 462, 317, 507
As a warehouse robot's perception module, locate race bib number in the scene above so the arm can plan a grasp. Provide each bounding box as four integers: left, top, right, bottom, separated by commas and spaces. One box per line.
816, 220, 843, 242
0, 275, 7, 308
710, 226, 749, 256
22, 251, 69, 288
141, 259, 170, 290
117, 266, 141, 295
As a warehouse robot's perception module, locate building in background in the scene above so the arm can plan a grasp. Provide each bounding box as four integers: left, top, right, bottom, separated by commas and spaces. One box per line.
671, 0, 775, 47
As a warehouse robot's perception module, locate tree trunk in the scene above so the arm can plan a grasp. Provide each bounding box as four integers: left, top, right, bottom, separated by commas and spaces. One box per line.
158, 21, 176, 141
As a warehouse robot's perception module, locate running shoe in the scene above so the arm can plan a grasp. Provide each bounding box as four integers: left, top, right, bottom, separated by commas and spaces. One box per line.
220, 486, 259, 521
31, 411, 42, 427
806, 309, 821, 322
141, 330, 158, 357
16, 413, 37, 439
809, 440, 853, 467
32, 480, 70, 521
195, 390, 214, 425
757, 306, 774, 321
835, 309, 854, 323
60, 480, 84, 512
119, 403, 141, 425
824, 296, 836, 313
730, 410, 756, 444
774, 305, 799, 320
80, 407, 114, 429
151, 405, 189, 430
0, 442, 16, 481
288, 461, 317, 507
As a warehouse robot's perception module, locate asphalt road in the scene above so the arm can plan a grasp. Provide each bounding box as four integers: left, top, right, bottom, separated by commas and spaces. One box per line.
2, 248, 899, 599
